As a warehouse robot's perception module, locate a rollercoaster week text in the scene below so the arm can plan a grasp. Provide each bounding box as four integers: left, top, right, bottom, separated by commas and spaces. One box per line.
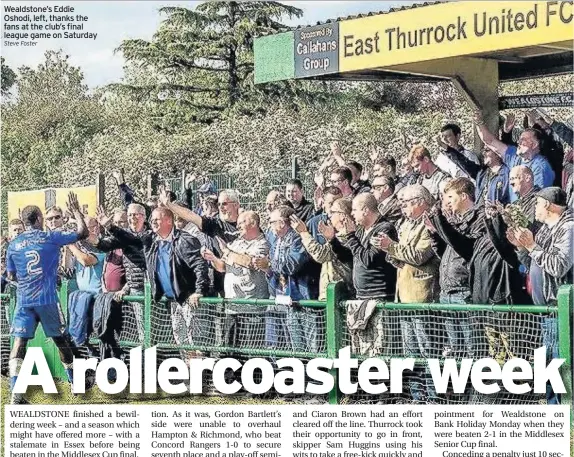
13, 345, 566, 397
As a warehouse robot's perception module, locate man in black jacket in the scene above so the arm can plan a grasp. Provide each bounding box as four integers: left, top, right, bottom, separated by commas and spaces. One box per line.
104, 207, 209, 363
430, 187, 531, 361
329, 192, 397, 358
97, 203, 148, 342
509, 165, 541, 234
160, 188, 240, 298
285, 179, 316, 223
431, 204, 530, 307
330, 193, 397, 301
428, 178, 482, 358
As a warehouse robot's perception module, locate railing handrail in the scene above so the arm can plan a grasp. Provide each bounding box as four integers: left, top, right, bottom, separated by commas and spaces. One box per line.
121, 293, 326, 309
368, 302, 557, 313
2, 282, 572, 407
4, 283, 569, 314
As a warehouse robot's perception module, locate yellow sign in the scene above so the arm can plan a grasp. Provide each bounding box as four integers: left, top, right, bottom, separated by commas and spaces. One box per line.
339, 1, 573, 71
7, 186, 97, 224
7, 190, 47, 223
55, 185, 97, 217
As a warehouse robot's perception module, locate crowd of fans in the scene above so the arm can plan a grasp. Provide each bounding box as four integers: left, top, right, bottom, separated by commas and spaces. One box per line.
2, 108, 573, 402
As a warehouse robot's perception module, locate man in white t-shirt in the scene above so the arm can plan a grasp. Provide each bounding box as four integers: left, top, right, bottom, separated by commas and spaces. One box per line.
409, 145, 451, 200
201, 211, 269, 348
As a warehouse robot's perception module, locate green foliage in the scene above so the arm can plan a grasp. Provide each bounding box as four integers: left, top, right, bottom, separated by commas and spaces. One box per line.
2, 0, 573, 230
1, 51, 107, 226
1, 57, 16, 96
114, 1, 303, 127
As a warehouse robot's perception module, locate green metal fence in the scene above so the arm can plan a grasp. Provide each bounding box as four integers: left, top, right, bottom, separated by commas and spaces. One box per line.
160, 157, 315, 213
0, 292, 12, 376
1, 283, 572, 406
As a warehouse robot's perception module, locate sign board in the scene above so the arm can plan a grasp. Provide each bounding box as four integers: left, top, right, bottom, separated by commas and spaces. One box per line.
7, 185, 97, 223
7, 190, 47, 223
294, 22, 339, 78
338, 1, 573, 72
499, 92, 574, 109
55, 186, 98, 217
254, 1, 574, 83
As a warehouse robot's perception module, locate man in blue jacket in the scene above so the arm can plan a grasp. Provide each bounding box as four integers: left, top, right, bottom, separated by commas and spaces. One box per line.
475, 111, 555, 201
475, 148, 510, 206
105, 206, 209, 364
257, 206, 317, 353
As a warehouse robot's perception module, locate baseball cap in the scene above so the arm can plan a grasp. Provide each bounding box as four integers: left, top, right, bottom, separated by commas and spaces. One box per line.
536, 187, 567, 207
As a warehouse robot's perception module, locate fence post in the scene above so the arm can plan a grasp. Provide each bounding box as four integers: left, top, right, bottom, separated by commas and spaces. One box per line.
557, 285, 572, 415
147, 173, 159, 199
180, 170, 187, 200
326, 282, 341, 405
144, 281, 152, 349
96, 172, 105, 209
9, 284, 16, 321
9, 286, 16, 351
291, 156, 299, 179
58, 279, 69, 314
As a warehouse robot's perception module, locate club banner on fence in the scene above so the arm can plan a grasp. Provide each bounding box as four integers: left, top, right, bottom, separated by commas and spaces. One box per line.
55, 185, 98, 217
499, 92, 574, 109
7, 185, 97, 222
7, 189, 48, 223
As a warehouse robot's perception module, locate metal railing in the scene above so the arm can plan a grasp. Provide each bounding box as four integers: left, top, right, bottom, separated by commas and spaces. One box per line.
1, 283, 572, 407
157, 157, 315, 213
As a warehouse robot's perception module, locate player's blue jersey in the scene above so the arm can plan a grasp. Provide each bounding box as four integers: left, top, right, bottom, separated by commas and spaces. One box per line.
6, 229, 79, 307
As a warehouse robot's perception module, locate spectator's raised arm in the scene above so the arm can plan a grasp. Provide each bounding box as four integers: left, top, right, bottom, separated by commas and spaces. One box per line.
67, 192, 89, 241
475, 111, 509, 158
330, 141, 346, 167
159, 188, 203, 229
66, 243, 98, 267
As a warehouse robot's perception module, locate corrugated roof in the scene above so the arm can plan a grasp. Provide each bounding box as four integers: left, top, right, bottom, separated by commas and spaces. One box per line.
292, 1, 447, 30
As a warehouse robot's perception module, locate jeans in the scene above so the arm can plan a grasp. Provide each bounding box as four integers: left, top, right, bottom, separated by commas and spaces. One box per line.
408, 366, 438, 402
265, 304, 318, 353
224, 309, 266, 349
401, 318, 431, 358
542, 317, 560, 405
440, 291, 474, 358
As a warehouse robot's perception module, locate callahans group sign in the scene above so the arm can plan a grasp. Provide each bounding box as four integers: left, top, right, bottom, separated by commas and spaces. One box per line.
294, 23, 339, 78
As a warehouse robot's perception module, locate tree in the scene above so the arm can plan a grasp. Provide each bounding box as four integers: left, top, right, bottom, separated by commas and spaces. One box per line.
1, 57, 16, 97
1, 51, 106, 190
114, 1, 303, 125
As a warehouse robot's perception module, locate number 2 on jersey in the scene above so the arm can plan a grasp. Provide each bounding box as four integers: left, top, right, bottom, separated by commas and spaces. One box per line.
25, 250, 43, 275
